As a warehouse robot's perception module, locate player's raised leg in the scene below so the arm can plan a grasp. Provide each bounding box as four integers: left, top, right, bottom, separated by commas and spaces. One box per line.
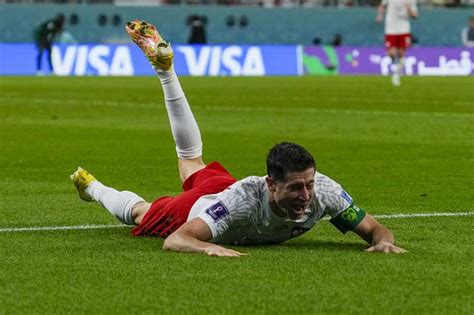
70, 167, 149, 225
126, 20, 205, 183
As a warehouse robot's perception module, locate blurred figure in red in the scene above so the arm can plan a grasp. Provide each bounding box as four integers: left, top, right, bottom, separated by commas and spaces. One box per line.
376, 0, 418, 86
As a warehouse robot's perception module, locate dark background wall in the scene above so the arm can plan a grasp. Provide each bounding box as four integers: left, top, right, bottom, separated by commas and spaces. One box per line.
1, 4, 473, 46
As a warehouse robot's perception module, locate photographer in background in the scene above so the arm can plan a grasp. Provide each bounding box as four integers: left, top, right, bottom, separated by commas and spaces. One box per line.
33, 14, 65, 75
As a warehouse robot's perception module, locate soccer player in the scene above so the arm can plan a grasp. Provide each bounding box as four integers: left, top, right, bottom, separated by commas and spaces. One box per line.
71, 20, 406, 257
376, 0, 418, 86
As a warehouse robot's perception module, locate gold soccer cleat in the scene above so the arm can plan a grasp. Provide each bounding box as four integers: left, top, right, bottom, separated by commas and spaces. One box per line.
125, 19, 173, 71
70, 167, 96, 202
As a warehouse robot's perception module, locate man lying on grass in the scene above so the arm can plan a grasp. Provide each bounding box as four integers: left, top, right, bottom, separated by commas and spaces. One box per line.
71, 20, 406, 256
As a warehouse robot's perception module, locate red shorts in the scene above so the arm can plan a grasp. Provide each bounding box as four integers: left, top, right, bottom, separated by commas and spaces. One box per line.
131, 161, 237, 238
385, 33, 411, 49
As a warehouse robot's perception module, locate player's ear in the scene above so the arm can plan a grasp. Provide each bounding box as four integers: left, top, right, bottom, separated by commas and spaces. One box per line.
266, 176, 277, 193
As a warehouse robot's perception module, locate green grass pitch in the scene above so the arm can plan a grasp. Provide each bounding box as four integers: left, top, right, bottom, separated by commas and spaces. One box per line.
0, 76, 473, 314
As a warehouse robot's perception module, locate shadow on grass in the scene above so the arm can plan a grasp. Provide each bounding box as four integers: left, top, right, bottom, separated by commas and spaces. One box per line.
128, 233, 366, 253
233, 239, 366, 253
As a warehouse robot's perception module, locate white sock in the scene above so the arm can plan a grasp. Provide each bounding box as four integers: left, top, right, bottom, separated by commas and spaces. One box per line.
156, 68, 202, 159
391, 58, 399, 75
398, 57, 404, 76
86, 181, 144, 225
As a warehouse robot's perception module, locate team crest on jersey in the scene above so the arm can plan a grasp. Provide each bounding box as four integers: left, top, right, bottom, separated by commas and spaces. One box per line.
341, 191, 353, 205
205, 202, 229, 222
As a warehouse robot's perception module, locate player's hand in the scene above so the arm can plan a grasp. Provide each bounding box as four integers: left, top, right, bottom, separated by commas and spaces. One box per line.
364, 241, 407, 253
206, 245, 248, 257
375, 15, 383, 23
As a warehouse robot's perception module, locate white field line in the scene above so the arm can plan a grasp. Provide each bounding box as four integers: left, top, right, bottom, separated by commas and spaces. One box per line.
0, 224, 129, 233
0, 212, 472, 233
372, 212, 474, 219
1, 95, 473, 118
201, 105, 474, 119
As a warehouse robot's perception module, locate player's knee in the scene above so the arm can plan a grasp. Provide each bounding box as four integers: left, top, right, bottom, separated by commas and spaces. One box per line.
131, 201, 151, 225
178, 157, 206, 183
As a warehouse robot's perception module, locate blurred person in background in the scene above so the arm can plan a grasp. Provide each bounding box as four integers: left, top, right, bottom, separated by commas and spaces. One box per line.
187, 14, 207, 44
376, 0, 418, 86
461, 16, 474, 48
312, 35, 322, 45
330, 34, 343, 47
33, 14, 65, 75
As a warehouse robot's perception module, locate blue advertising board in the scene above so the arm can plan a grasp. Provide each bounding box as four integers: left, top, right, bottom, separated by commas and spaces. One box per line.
0, 43, 300, 76
2, 43, 472, 76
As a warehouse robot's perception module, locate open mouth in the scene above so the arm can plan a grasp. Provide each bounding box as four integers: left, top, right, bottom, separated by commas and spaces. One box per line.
291, 205, 306, 216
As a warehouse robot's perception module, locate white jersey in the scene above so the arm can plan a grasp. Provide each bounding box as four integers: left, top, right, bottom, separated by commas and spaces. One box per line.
187, 172, 352, 245
382, 0, 417, 35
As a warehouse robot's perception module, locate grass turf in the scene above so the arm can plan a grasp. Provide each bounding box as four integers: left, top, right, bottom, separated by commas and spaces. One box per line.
0, 76, 473, 314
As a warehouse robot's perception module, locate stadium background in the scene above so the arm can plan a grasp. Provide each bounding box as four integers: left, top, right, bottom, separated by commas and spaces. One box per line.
0, 2, 473, 76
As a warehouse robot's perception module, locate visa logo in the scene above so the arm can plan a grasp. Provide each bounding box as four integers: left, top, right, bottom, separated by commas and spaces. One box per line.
52, 45, 134, 76
177, 46, 265, 76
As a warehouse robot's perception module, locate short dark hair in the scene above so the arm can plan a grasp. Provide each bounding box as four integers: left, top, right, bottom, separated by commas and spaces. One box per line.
266, 142, 315, 182
54, 14, 65, 28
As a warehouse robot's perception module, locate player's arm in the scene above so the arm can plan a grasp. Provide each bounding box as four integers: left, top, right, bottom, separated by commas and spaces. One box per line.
330, 205, 406, 253
162, 218, 247, 257
376, 3, 386, 22
320, 176, 405, 253
353, 214, 406, 253
405, 2, 418, 19
405, 4, 418, 19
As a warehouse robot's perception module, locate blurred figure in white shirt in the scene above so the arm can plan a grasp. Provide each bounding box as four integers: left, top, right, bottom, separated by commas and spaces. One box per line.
376, 0, 418, 86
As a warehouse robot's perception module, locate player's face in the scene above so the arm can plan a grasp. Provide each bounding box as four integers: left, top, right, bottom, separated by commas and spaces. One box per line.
269, 168, 315, 220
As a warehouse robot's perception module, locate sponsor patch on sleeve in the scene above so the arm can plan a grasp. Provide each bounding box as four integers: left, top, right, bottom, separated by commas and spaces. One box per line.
329, 204, 366, 234
204, 202, 229, 222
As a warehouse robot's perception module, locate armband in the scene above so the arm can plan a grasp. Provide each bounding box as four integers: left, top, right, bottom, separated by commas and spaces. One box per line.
329, 204, 366, 234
